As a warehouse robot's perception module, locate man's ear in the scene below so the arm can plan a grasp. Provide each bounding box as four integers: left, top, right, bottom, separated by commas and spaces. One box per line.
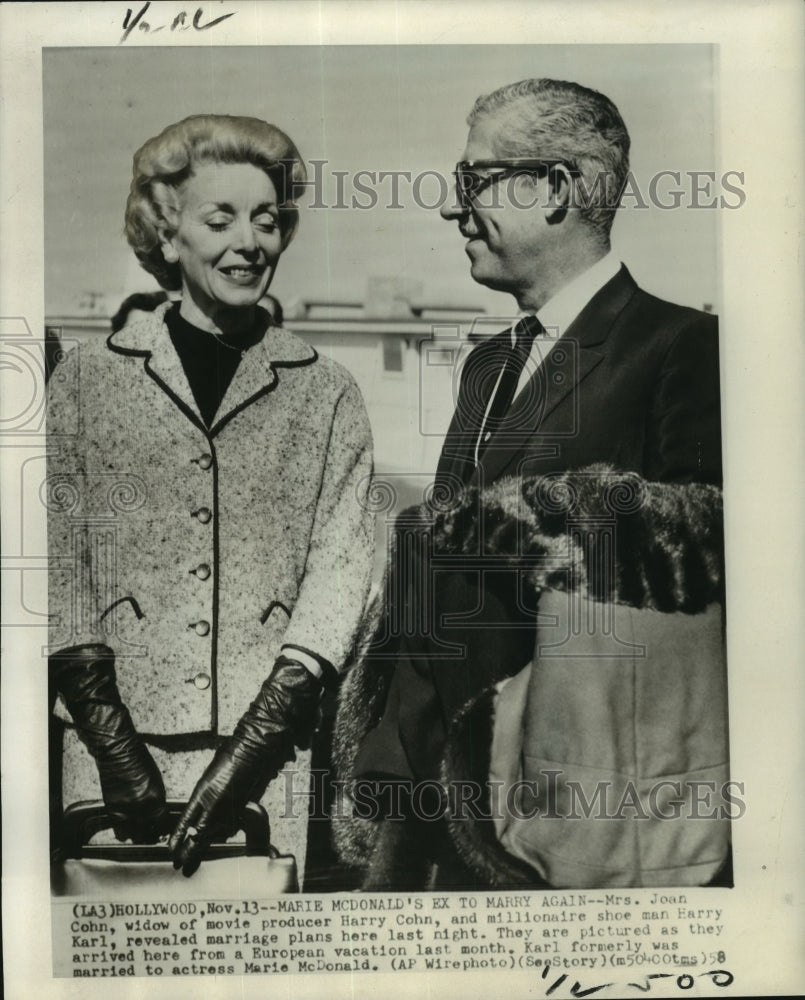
158, 228, 179, 264
544, 164, 574, 224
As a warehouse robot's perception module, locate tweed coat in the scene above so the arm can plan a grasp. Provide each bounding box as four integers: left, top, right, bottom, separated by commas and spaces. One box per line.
47, 301, 375, 740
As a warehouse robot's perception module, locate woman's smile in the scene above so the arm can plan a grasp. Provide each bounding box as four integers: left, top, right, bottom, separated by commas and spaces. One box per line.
218, 263, 267, 283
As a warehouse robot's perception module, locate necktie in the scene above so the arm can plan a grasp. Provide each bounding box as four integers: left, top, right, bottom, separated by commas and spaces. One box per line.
476, 314, 543, 459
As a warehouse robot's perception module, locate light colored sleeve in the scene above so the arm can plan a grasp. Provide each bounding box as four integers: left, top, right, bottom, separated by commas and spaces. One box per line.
46, 342, 107, 654
280, 376, 376, 680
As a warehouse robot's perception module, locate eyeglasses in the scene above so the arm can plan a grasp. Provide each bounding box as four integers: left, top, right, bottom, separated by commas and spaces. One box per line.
453, 158, 576, 211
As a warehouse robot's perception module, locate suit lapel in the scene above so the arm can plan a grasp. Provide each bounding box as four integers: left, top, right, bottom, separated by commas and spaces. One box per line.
436, 332, 512, 488
475, 347, 604, 484
474, 267, 638, 484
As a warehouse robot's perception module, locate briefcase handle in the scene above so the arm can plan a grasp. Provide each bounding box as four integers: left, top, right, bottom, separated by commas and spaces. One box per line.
56, 799, 278, 863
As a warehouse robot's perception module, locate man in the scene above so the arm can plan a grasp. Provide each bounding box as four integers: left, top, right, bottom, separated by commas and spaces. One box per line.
334, 78, 727, 891
436, 77, 721, 489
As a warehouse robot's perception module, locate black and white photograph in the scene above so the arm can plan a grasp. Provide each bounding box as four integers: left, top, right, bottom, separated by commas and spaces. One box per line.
1, 3, 803, 998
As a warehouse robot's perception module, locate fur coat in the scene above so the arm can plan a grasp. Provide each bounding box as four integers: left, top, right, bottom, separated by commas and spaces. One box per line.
332, 466, 726, 888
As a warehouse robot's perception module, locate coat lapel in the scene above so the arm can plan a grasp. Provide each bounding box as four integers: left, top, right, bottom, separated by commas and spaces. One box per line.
208, 325, 316, 436
107, 303, 316, 437
108, 302, 207, 429
474, 267, 639, 485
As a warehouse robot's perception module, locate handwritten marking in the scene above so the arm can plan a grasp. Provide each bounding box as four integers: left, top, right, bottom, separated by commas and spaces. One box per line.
541, 963, 734, 996
120, 2, 236, 44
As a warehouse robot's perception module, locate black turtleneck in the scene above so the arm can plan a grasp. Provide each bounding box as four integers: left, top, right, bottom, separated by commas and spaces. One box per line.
165, 304, 267, 427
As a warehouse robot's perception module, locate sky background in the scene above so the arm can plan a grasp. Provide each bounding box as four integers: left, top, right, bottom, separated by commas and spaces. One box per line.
43, 44, 718, 317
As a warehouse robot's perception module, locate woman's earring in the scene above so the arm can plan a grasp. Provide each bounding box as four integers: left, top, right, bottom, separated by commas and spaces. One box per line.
162, 244, 179, 263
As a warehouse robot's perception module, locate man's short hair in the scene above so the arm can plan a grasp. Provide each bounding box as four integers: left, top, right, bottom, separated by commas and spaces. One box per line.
468, 78, 630, 240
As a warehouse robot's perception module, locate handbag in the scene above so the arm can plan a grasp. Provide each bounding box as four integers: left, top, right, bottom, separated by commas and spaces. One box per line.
51, 800, 298, 899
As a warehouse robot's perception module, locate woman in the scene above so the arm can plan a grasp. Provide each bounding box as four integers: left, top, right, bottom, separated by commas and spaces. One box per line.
47, 115, 375, 876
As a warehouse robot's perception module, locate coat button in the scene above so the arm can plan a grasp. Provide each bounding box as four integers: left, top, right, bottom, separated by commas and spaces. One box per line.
198, 453, 213, 470
194, 507, 212, 524
192, 563, 211, 580
190, 620, 210, 636
193, 673, 211, 690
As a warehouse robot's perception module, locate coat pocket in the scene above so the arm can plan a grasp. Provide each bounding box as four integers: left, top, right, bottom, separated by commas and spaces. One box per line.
259, 599, 292, 626
99, 595, 149, 658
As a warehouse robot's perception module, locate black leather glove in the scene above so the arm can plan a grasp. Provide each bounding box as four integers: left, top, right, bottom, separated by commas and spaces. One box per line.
169, 655, 321, 876
49, 643, 169, 843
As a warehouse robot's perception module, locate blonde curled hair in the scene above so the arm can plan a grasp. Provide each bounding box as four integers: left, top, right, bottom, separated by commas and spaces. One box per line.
124, 114, 306, 290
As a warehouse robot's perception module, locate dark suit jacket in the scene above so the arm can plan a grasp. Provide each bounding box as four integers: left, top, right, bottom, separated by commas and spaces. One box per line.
354, 266, 723, 785
437, 265, 722, 490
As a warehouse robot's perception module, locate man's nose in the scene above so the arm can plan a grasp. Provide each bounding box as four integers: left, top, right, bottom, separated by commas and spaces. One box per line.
440, 180, 468, 221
